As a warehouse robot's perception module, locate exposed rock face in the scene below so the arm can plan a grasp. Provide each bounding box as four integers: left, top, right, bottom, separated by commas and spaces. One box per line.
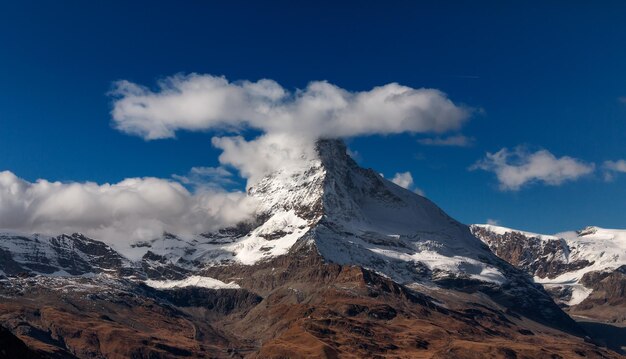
471, 224, 626, 325
0, 232, 127, 276
469, 225, 592, 279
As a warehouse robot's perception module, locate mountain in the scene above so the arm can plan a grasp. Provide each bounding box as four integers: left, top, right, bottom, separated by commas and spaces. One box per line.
471, 224, 626, 324
0, 140, 621, 358
0, 232, 128, 276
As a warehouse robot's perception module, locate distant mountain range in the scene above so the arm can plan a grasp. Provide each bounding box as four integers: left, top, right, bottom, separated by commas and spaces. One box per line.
471, 224, 626, 325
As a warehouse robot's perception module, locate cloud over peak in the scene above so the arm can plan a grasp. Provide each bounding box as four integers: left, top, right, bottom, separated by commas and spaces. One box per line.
110, 74, 472, 187
471, 147, 595, 191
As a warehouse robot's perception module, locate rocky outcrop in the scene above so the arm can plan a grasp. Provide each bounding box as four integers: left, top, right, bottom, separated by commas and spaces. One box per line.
0, 233, 127, 276
471, 224, 626, 327
469, 225, 592, 279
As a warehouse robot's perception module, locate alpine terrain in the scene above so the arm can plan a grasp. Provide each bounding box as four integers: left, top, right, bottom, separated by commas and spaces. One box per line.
471, 224, 626, 354
0, 140, 621, 358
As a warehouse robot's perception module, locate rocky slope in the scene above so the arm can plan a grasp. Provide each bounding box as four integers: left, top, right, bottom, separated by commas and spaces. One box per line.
471, 224, 626, 325
0, 139, 622, 357
0, 249, 620, 358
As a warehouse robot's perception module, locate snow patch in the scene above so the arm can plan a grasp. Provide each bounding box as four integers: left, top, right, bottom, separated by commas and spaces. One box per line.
144, 276, 240, 290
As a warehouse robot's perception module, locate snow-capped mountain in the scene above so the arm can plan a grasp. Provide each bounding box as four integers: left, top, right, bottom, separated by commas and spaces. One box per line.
471, 224, 626, 323
133, 140, 509, 286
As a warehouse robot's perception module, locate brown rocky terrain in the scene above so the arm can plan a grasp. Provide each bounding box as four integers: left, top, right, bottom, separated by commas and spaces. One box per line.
0, 248, 622, 358
1, 141, 623, 358
571, 266, 626, 324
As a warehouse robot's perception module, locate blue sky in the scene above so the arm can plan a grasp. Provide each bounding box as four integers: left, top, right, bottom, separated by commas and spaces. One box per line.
1, 1, 625, 234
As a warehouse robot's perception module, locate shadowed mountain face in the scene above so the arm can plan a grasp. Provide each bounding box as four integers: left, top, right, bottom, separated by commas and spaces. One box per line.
0, 140, 621, 358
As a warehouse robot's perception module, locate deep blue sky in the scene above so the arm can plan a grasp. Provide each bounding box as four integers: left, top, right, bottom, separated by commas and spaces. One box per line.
1, 1, 625, 233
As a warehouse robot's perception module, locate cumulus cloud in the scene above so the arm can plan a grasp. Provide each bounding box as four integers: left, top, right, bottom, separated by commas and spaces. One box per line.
110, 74, 471, 140
211, 133, 319, 185
0, 171, 257, 252
418, 134, 474, 147
391, 172, 414, 189
110, 74, 471, 186
602, 159, 626, 181
471, 147, 595, 191
391, 172, 425, 196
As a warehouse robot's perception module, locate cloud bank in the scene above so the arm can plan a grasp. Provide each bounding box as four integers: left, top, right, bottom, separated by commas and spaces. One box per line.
471, 147, 595, 191
0, 171, 256, 250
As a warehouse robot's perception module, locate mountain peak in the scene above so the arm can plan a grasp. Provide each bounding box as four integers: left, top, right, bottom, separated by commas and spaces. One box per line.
315, 138, 351, 167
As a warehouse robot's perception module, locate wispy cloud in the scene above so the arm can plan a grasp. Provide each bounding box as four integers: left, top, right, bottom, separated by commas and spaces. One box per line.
172, 166, 236, 189
471, 147, 595, 191
418, 134, 474, 147
602, 159, 626, 181
391, 171, 425, 196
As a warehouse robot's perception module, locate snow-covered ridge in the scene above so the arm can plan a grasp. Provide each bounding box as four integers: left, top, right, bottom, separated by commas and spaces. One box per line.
471, 224, 626, 305
0, 231, 128, 276
474, 224, 560, 241
145, 275, 240, 290
473, 224, 626, 274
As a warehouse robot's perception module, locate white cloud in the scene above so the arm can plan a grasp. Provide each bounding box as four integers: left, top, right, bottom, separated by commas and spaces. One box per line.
110, 74, 471, 141
391, 172, 414, 189
471, 147, 595, 191
486, 218, 500, 225
172, 166, 236, 188
391, 171, 425, 196
0, 171, 257, 252
603, 159, 626, 181
418, 134, 474, 147
603, 159, 626, 172
212, 133, 319, 186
